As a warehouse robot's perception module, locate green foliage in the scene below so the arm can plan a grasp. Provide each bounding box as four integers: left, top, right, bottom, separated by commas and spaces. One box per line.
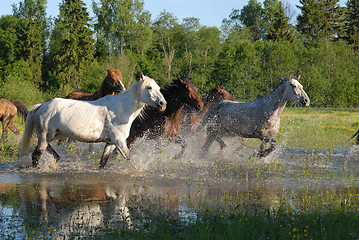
47, 0, 94, 91
344, 0, 359, 49
93, 0, 152, 55
267, 3, 294, 42
297, 0, 343, 43
0, 0, 359, 108
0, 60, 44, 103
0, 16, 19, 69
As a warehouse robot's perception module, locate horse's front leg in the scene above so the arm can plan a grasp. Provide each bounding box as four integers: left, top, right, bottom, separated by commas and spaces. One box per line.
99, 143, 116, 169
258, 138, 277, 157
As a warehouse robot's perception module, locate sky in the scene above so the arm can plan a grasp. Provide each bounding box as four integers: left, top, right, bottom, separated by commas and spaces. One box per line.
0, 0, 347, 28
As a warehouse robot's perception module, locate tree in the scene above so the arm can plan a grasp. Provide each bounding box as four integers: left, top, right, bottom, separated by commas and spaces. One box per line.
151, 11, 180, 81
321, 0, 344, 40
0, 16, 19, 71
93, 0, 152, 55
296, 0, 323, 42
47, 0, 94, 91
297, 0, 344, 42
344, 0, 359, 49
267, 2, 294, 42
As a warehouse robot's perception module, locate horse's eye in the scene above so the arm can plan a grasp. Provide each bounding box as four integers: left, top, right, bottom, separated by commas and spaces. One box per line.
147, 86, 152, 90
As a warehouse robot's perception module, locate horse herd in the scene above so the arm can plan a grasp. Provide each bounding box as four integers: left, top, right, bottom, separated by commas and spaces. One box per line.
0, 69, 316, 169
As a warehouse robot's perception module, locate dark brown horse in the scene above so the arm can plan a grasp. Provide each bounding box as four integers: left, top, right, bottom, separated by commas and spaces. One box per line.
0, 98, 28, 142
180, 85, 236, 136
65, 68, 125, 100
126, 77, 203, 159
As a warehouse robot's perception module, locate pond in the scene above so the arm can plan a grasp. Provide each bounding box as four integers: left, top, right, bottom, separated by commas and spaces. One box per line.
1, 137, 359, 239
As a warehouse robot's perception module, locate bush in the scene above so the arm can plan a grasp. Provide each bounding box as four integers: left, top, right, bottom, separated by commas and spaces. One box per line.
0, 74, 44, 104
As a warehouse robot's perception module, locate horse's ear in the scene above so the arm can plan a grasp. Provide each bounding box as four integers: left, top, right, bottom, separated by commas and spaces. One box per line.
107, 68, 111, 74
140, 72, 144, 81
297, 75, 301, 81
216, 85, 220, 90
289, 73, 293, 80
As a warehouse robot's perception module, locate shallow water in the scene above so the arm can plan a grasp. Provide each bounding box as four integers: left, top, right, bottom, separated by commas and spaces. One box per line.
1, 135, 359, 238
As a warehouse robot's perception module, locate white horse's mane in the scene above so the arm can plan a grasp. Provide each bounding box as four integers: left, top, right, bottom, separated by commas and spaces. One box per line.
130, 75, 155, 120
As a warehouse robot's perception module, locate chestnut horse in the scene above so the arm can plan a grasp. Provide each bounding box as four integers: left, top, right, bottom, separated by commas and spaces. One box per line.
65, 68, 126, 100
180, 85, 236, 136
0, 98, 28, 142
126, 77, 203, 159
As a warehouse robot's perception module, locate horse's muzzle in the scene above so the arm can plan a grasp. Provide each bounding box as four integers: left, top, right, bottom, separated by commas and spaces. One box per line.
157, 100, 167, 112
301, 96, 310, 107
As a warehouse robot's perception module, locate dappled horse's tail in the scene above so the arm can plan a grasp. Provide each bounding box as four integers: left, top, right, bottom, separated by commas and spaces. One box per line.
348, 129, 359, 145
12, 101, 28, 121
19, 104, 41, 156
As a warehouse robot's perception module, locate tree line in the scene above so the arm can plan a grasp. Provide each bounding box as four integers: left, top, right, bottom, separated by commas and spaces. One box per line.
0, 0, 358, 107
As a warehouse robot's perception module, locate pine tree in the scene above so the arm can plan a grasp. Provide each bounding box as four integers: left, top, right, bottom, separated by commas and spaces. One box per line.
267, 2, 294, 42
297, 0, 344, 42
344, 0, 359, 49
321, 0, 344, 40
48, 0, 94, 90
297, 0, 324, 42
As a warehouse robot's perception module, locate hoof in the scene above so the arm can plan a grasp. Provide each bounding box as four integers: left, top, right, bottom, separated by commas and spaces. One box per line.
219, 146, 228, 151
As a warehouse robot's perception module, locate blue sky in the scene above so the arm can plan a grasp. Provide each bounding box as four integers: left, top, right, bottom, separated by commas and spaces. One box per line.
0, 0, 347, 28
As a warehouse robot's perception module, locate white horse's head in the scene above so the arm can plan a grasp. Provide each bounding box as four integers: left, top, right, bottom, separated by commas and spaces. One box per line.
286, 74, 310, 107
138, 73, 167, 111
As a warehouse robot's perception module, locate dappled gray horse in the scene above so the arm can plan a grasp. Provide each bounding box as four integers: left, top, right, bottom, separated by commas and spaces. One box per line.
200, 74, 310, 157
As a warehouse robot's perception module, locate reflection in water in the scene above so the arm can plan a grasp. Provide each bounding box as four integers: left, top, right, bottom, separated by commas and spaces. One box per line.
0, 172, 286, 239
1, 143, 359, 238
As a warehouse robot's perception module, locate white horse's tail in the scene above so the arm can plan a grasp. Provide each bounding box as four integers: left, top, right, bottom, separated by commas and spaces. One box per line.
19, 104, 41, 156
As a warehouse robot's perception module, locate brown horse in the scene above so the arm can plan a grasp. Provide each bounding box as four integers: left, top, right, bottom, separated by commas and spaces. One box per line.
180, 85, 236, 136
65, 68, 126, 100
0, 98, 28, 142
126, 77, 203, 159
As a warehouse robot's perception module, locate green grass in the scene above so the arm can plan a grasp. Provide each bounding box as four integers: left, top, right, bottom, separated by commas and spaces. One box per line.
275, 107, 358, 149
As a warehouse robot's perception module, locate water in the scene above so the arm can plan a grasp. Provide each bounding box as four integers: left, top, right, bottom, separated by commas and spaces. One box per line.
1, 135, 359, 238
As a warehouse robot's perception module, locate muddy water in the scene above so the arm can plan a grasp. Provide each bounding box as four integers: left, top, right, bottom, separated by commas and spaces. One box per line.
1, 135, 359, 238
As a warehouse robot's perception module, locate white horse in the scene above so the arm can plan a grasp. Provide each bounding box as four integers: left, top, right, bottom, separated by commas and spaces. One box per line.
200, 74, 310, 157
19, 73, 167, 169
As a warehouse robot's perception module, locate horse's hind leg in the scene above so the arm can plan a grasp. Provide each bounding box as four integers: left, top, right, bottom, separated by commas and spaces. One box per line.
215, 136, 227, 151
173, 136, 187, 159
202, 132, 216, 154
0, 122, 8, 142
8, 118, 20, 135
0, 117, 12, 142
